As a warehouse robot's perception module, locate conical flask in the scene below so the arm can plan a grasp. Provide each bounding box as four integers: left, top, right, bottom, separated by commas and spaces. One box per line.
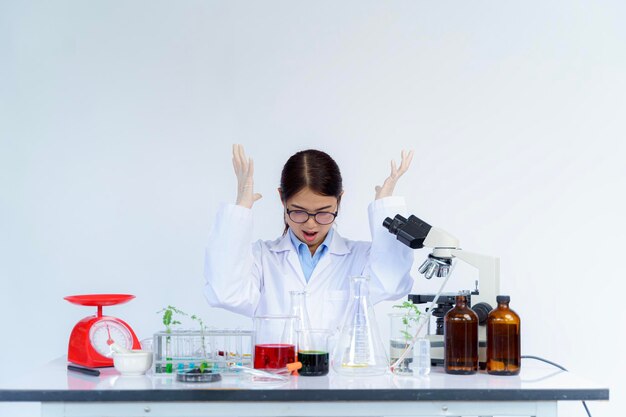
331, 276, 388, 376
289, 290, 312, 331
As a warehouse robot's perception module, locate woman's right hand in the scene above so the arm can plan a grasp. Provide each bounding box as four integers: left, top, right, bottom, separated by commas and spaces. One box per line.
232, 144, 262, 208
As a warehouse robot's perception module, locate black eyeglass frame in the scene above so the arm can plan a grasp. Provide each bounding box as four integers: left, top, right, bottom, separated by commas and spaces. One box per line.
285, 208, 338, 225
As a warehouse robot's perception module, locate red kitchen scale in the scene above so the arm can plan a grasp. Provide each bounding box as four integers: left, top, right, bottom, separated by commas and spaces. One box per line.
64, 294, 141, 368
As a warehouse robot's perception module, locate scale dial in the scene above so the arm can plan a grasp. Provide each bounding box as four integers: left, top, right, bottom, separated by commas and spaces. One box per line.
89, 318, 134, 357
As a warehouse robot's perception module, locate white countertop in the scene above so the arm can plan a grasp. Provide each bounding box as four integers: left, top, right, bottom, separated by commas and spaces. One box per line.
0, 356, 609, 403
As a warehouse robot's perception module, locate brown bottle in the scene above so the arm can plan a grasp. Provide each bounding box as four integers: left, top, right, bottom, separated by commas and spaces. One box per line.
444, 294, 478, 374
487, 295, 521, 375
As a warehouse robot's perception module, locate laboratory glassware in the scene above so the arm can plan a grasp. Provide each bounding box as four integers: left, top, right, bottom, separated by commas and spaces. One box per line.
253, 315, 297, 370
388, 312, 420, 375
332, 276, 388, 376
413, 337, 431, 377
297, 329, 331, 376
152, 328, 253, 374
444, 293, 478, 374
175, 368, 222, 383
289, 290, 312, 331
487, 295, 521, 375
229, 362, 300, 382
64, 294, 141, 368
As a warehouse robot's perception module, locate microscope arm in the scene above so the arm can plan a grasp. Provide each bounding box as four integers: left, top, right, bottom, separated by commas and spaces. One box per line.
423, 227, 460, 249
417, 219, 499, 306
431, 248, 500, 308
451, 249, 500, 287
430, 248, 500, 282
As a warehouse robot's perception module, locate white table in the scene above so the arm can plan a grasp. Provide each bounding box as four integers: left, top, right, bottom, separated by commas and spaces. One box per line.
0, 357, 608, 417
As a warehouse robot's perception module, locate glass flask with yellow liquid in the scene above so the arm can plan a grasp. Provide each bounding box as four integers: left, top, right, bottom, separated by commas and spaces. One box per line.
331, 276, 388, 376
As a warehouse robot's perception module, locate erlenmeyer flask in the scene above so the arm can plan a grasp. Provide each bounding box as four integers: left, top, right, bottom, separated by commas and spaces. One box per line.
331, 276, 388, 376
289, 290, 312, 331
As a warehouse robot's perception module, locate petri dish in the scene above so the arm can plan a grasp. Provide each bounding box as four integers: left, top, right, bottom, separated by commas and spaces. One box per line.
175, 369, 222, 383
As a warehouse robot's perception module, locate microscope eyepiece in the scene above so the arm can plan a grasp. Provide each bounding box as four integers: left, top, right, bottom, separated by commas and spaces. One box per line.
382, 216, 399, 232
383, 214, 432, 249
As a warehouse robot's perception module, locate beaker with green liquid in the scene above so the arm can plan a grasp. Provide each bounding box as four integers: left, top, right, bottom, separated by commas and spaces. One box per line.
297, 329, 331, 376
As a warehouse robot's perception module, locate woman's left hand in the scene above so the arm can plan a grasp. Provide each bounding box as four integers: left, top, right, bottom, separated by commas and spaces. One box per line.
375, 150, 414, 199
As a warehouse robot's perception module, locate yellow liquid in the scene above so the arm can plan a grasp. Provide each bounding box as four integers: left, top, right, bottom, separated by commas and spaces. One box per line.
341, 362, 369, 368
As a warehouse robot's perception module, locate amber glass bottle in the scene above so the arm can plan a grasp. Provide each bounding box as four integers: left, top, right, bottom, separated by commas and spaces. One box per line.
487, 295, 521, 375
444, 294, 478, 375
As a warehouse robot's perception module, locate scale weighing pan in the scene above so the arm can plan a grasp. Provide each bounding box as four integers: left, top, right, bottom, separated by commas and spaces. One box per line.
64, 294, 136, 307
65, 294, 141, 368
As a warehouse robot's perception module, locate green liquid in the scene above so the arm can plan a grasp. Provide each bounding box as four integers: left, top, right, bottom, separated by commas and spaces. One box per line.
298, 350, 329, 376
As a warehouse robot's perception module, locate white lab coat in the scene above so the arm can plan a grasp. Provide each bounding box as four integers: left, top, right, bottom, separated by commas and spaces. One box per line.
203, 196, 414, 331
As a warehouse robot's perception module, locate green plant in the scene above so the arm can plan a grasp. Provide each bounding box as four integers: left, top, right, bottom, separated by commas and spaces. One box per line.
156, 306, 211, 372
392, 301, 421, 341
157, 305, 187, 333
190, 314, 206, 331
156, 306, 187, 373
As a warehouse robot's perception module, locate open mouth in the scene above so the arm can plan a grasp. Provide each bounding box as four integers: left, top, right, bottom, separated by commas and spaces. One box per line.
302, 231, 318, 242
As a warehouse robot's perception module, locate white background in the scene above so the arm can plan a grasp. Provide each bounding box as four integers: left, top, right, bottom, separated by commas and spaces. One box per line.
1, 1, 624, 416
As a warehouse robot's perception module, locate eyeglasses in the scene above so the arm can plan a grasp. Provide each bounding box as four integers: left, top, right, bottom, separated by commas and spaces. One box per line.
286, 208, 338, 225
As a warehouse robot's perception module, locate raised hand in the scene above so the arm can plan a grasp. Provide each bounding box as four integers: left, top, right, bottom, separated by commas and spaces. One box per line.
232, 144, 262, 208
375, 150, 414, 200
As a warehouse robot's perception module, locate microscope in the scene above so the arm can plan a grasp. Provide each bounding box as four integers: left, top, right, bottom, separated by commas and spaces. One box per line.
383, 214, 500, 367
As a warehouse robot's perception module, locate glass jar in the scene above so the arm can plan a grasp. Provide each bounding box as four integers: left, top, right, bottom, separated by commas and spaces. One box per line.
487, 295, 521, 375
444, 293, 478, 374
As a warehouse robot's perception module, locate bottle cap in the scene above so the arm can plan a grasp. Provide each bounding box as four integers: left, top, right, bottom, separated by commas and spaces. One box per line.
496, 295, 510, 303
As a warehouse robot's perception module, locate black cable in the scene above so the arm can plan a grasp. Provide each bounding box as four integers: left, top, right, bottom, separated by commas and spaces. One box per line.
521, 355, 592, 417
521, 355, 567, 371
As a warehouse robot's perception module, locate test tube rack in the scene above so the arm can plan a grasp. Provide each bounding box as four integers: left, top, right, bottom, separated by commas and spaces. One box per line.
152, 328, 254, 374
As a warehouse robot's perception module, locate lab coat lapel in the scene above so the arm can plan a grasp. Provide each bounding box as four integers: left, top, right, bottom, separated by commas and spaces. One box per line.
268, 233, 306, 285
286, 249, 306, 285
309, 230, 350, 283
309, 251, 331, 283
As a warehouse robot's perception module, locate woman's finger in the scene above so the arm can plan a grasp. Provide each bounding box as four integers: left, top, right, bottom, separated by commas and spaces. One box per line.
397, 150, 414, 174
238, 145, 248, 171
391, 159, 398, 176
232, 156, 239, 174
248, 158, 254, 178
233, 144, 245, 173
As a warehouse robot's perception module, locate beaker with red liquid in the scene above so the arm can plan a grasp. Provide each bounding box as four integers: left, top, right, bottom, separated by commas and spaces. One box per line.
253, 315, 297, 370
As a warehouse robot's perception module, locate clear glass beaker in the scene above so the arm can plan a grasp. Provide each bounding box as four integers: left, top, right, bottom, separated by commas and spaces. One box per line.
297, 329, 331, 376
289, 290, 312, 331
331, 276, 388, 376
388, 312, 420, 375
253, 315, 297, 370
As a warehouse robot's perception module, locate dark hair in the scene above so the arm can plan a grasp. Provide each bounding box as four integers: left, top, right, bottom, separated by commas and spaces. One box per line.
280, 149, 343, 234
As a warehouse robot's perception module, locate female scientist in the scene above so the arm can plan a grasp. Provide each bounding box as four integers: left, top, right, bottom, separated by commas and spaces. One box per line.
204, 144, 415, 331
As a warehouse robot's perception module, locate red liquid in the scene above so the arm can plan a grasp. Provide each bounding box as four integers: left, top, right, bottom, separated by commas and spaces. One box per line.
254, 344, 296, 369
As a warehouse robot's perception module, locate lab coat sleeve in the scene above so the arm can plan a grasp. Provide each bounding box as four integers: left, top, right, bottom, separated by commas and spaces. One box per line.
203, 203, 262, 317
365, 196, 414, 303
